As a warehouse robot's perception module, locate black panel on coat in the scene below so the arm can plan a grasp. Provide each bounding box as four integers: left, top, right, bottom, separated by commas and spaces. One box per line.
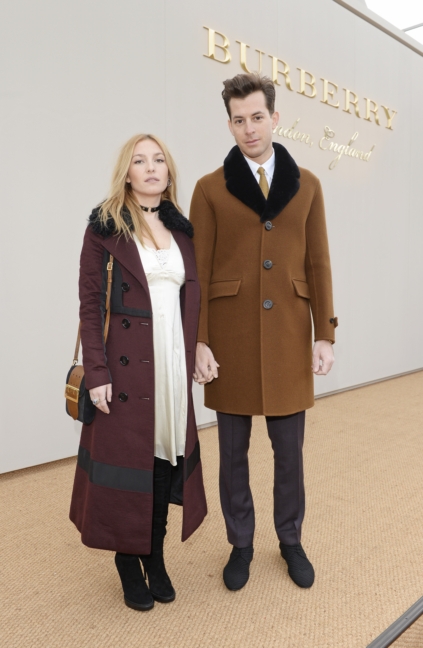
185, 441, 201, 481
78, 446, 153, 494
110, 260, 152, 318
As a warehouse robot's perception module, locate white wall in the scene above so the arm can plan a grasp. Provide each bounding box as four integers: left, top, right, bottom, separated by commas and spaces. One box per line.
1, 0, 422, 473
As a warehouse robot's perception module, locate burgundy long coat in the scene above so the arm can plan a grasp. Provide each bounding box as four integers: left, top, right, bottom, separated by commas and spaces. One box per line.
69, 201, 207, 554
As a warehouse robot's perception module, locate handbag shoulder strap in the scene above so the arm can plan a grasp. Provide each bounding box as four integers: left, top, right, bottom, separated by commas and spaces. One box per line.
73, 323, 81, 365
103, 255, 114, 342
72, 254, 114, 365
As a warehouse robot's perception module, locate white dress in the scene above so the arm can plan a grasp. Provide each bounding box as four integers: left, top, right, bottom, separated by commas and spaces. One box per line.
134, 234, 187, 466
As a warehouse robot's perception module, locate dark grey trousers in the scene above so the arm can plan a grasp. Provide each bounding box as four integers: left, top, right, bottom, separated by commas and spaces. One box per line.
217, 411, 306, 548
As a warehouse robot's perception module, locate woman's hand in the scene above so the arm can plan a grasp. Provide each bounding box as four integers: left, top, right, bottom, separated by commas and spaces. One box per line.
89, 384, 112, 414
194, 342, 220, 385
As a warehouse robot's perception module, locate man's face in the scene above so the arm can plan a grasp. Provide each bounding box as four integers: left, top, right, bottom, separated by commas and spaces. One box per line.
228, 91, 279, 163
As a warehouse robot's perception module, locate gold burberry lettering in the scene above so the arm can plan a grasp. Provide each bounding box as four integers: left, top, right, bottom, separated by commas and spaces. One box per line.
203, 26, 397, 130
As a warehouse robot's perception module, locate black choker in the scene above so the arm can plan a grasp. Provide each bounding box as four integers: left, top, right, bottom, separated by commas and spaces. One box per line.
140, 204, 160, 213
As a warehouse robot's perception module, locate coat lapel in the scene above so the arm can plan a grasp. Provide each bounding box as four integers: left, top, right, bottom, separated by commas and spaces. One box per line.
171, 230, 197, 282
223, 142, 301, 222
101, 234, 150, 297
171, 230, 199, 360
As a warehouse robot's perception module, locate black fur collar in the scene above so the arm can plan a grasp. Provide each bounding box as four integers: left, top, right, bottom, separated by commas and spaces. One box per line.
223, 142, 300, 222
88, 199, 193, 238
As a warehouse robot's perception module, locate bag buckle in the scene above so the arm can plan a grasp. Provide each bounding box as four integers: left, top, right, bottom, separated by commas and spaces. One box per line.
65, 384, 80, 403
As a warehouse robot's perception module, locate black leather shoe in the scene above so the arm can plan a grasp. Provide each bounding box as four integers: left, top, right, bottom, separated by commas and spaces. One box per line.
115, 553, 154, 611
279, 542, 315, 588
223, 545, 254, 591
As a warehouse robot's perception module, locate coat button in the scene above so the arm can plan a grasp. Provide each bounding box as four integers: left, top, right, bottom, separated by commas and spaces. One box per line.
263, 260, 273, 269
122, 318, 131, 329
329, 318, 334, 324
263, 300, 273, 309
121, 282, 130, 292
265, 221, 272, 231
120, 356, 129, 366
118, 392, 128, 402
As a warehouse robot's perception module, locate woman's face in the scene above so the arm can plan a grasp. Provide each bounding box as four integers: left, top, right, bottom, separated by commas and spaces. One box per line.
126, 138, 169, 203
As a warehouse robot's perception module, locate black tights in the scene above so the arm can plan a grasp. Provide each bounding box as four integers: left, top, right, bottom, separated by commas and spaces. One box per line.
117, 457, 177, 558
150, 457, 172, 547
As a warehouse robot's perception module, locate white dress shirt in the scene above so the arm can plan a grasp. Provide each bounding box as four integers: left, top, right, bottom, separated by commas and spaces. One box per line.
243, 148, 275, 187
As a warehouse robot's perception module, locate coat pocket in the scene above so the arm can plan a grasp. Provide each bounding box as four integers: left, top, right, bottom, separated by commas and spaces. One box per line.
292, 279, 310, 299
209, 279, 241, 301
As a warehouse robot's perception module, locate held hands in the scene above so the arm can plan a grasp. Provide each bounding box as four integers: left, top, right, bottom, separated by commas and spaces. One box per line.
193, 340, 334, 382
312, 340, 335, 375
89, 383, 112, 414
194, 342, 220, 385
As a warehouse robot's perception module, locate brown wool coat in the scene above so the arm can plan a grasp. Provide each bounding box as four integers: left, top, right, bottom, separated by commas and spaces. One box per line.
189, 143, 337, 416
69, 201, 207, 554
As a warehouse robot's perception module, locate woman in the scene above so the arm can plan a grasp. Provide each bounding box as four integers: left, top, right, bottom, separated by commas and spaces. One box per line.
69, 134, 207, 611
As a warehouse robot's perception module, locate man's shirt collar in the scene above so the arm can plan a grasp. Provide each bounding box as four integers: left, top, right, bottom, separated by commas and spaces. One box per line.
243, 148, 275, 184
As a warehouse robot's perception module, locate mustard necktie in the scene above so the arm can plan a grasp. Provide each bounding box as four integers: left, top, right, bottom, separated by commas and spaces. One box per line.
257, 167, 269, 199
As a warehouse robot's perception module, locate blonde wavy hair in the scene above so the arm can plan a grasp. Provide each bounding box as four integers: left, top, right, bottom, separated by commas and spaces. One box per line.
99, 134, 181, 245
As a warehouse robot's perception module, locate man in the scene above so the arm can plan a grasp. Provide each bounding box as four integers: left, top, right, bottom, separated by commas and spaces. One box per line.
190, 73, 337, 591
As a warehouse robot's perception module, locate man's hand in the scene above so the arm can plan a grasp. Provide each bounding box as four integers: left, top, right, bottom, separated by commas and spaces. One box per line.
89, 383, 112, 414
312, 340, 334, 375
194, 342, 220, 385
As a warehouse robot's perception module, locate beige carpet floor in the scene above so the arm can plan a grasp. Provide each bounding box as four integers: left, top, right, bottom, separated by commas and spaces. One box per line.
1, 372, 423, 648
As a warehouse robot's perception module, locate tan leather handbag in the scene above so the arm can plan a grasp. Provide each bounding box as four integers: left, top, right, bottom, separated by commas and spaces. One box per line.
65, 254, 114, 424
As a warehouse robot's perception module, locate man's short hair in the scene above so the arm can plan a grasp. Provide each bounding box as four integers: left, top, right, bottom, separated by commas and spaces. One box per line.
222, 73, 276, 118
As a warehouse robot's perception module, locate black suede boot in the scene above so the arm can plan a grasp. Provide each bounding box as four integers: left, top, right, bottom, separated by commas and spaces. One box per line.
114, 553, 154, 611
140, 457, 176, 603
140, 536, 176, 603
